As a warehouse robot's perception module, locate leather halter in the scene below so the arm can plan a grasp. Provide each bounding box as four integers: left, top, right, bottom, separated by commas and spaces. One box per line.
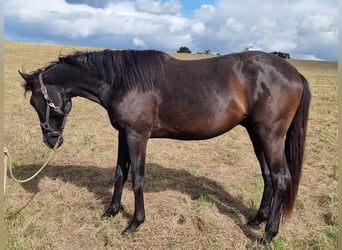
38, 72, 67, 135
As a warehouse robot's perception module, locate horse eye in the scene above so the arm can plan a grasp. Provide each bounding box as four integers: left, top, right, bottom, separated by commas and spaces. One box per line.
64, 101, 72, 113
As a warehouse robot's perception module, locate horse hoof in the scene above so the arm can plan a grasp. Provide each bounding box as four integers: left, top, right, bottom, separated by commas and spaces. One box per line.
102, 213, 112, 220
122, 226, 135, 235
102, 208, 118, 219
246, 220, 261, 230
259, 233, 275, 245
259, 236, 269, 245
122, 219, 143, 235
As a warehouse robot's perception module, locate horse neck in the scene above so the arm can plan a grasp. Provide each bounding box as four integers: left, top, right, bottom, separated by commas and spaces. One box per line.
67, 73, 111, 107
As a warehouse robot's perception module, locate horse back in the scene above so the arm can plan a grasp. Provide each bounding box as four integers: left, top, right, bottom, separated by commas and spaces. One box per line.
152, 51, 303, 139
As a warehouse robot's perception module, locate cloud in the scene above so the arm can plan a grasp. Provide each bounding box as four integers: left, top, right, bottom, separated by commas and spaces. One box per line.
65, 0, 117, 9
299, 13, 336, 34
133, 37, 146, 47
135, 0, 182, 15
191, 22, 205, 34
190, 0, 337, 60
193, 4, 215, 21
5, 0, 198, 53
4, 0, 338, 61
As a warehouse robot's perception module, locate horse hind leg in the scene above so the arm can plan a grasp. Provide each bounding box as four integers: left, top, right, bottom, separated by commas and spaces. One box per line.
244, 126, 273, 229
257, 129, 291, 244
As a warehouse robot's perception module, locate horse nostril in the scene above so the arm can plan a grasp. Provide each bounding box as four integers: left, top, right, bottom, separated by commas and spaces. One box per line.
43, 132, 63, 149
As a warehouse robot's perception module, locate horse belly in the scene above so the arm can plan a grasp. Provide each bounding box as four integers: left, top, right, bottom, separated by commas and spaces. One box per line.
151, 111, 244, 140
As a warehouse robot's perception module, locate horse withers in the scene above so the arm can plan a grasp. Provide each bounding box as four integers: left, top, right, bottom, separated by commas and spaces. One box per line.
19, 49, 310, 244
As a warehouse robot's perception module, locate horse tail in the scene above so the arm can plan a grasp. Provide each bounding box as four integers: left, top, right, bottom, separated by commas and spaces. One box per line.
283, 74, 311, 218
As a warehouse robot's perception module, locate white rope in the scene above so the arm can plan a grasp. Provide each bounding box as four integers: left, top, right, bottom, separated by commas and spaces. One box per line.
3, 138, 60, 195
6, 149, 56, 183
4, 147, 8, 196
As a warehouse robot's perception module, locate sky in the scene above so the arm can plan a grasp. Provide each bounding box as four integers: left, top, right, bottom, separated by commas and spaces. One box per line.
4, 0, 338, 61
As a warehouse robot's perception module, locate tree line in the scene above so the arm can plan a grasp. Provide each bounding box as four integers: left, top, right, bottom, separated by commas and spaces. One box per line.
177, 46, 290, 59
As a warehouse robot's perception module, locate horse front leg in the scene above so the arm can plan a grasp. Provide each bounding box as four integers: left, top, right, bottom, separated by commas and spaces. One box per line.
122, 134, 148, 234
103, 132, 130, 218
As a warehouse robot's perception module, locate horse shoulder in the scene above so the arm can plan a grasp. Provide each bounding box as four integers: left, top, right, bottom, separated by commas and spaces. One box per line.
108, 88, 160, 137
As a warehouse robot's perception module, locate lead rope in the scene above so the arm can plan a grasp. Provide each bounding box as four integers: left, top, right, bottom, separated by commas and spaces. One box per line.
3, 136, 61, 195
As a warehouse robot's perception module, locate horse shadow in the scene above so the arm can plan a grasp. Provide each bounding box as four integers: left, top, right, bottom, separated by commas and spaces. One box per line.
9, 162, 260, 241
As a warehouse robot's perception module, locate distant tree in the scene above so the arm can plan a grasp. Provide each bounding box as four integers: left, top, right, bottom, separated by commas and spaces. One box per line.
177, 46, 192, 53
197, 49, 217, 55
271, 51, 290, 59
204, 49, 211, 55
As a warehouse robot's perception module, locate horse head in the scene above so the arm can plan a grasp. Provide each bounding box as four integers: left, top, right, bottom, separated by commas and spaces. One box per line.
19, 70, 72, 149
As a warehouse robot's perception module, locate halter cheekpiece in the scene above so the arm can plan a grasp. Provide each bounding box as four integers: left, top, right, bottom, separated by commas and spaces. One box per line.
38, 72, 67, 134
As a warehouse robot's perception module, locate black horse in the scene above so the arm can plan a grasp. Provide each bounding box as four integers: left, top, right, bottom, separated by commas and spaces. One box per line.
19, 49, 310, 244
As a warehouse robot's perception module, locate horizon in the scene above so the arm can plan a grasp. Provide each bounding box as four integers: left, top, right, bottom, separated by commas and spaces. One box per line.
4, 40, 337, 63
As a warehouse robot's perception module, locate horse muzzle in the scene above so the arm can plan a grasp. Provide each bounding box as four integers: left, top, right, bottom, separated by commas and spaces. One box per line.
43, 131, 64, 149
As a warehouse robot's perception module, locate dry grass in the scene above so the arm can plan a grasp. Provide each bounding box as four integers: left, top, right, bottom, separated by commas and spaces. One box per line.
4, 41, 337, 249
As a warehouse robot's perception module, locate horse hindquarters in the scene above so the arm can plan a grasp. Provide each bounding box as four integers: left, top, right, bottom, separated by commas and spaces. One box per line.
246, 74, 310, 243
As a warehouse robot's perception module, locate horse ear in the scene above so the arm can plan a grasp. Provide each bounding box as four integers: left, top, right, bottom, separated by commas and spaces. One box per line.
18, 71, 34, 93
18, 71, 31, 82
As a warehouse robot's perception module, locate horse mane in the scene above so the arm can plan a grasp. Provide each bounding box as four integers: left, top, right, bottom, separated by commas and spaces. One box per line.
57, 49, 167, 90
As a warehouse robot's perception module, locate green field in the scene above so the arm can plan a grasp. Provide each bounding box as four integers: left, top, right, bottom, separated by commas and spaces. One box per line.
4, 41, 337, 249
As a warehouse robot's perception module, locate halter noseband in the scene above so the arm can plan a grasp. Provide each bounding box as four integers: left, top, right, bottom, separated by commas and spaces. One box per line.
38, 72, 67, 135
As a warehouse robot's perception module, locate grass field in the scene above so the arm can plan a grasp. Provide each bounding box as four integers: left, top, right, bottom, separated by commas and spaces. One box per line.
4, 41, 337, 249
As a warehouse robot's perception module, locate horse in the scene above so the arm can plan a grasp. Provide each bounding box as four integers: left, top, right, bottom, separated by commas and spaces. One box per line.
19, 49, 310, 244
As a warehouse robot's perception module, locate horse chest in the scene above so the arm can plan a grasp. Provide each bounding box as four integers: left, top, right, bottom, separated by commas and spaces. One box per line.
109, 89, 159, 135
